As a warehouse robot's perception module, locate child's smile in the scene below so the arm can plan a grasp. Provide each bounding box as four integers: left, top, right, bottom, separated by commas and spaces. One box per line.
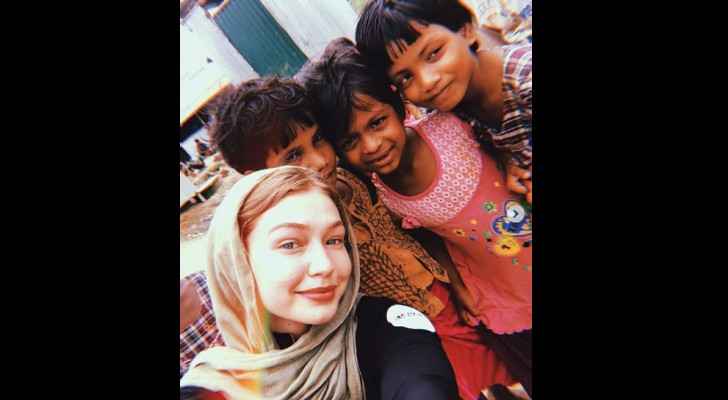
337, 94, 406, 176
386, 21, 478, 111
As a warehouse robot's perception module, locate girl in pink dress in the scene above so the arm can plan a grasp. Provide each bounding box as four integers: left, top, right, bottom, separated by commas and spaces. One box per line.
370, 111, 532, 335
301, 38, 532, 399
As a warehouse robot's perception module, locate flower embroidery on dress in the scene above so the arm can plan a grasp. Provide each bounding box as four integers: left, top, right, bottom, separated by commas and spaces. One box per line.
482, 201, 497, 213
492, 235, 522, 257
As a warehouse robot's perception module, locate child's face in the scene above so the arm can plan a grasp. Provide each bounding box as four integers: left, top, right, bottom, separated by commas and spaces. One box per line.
264, 123, 338, 187
386, 21, 477, 111
336, 94, 406, 177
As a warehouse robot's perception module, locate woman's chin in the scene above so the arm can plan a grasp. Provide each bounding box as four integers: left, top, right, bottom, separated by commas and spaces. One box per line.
303, 308, 338, 326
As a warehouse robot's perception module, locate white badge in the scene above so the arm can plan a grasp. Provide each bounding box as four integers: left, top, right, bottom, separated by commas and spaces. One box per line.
386, 304, 436, 333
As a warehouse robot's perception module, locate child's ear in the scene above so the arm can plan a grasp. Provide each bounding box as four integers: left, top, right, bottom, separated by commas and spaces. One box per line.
458, 22, 477, 46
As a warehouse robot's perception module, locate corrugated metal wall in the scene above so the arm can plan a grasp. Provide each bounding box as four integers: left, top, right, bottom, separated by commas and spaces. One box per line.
214, 0, 308, 77
260, 0, 357, 59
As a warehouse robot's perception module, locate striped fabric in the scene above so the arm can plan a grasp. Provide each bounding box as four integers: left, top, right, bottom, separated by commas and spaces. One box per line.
455, 44, 532, 168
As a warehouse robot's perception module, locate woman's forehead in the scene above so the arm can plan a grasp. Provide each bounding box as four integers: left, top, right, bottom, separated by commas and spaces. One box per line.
256, 190, 340, 231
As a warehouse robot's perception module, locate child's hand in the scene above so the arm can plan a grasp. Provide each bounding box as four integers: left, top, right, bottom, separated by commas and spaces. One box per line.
506, 164, 532, 204
451, 280, 479, 327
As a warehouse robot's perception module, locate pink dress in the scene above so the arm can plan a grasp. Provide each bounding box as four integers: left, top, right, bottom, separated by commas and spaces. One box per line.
372, 112, 532, 334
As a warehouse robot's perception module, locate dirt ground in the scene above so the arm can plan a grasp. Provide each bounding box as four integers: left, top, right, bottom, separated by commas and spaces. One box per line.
180, 168, 244, 278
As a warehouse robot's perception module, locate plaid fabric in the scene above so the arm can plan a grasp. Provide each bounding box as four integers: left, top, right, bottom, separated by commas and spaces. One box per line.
455, 44, 532, 168
180, 271, 224, 378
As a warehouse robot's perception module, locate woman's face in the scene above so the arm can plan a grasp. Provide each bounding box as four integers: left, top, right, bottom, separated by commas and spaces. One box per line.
246, 189, 352, 335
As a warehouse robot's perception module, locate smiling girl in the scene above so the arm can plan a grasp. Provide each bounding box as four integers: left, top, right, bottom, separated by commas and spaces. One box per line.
355, 0, 533, 203
303, 38, 532, 398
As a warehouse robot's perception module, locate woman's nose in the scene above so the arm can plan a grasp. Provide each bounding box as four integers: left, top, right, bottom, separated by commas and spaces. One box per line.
306, 242, 334, 277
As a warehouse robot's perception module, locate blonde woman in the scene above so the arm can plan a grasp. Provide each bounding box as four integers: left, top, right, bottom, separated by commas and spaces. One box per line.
180, 166, 457, 400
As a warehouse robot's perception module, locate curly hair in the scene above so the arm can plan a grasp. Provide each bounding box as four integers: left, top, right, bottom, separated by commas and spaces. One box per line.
206, 77, 316, 173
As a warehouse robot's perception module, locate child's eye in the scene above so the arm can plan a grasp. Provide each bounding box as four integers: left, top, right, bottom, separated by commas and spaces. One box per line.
285, 150, 302, 163
339, 135, 359, 151
399, 74, 412, 88
370, 116, 387, 130
313, 132, 325, 145
426, 47, 442, 62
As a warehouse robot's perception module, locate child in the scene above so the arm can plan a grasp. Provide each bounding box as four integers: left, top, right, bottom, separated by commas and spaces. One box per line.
355, 0, 533, 203
208, 76, 451, 319
302, 37, 531, 398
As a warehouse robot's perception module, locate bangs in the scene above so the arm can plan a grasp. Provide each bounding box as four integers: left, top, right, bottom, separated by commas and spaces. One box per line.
356, 0, 475, 73
356, 4, 425, 71
380, 17, 423, 59
352, 92, 376, 112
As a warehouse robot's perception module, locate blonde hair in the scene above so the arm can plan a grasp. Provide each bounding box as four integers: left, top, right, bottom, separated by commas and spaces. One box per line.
237, 166, 355, 257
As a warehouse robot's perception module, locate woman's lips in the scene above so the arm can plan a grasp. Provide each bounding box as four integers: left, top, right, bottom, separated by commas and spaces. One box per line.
297, 285, 337, 301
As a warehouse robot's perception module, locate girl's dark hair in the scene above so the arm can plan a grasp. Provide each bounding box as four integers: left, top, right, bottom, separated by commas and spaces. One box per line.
206, 77, 316, 173
355, 0, 475, 74
295, 37, 405, 150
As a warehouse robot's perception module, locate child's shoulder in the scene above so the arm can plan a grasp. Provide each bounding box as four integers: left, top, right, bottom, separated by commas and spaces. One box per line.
406, 111, 473, 139
502, 44, 532, 83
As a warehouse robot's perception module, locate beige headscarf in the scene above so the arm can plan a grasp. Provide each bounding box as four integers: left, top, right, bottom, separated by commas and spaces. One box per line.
181, 166, 365, 400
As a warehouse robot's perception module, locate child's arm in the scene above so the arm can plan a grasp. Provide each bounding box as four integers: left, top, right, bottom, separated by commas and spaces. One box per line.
384, 207, 479, 325
506, 161, 531, 204
409, 227, 480, 327
499, 48, 532, 201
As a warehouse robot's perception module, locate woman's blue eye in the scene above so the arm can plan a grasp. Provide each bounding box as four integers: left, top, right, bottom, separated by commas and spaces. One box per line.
280, 241, 298, 249
327, 238, 344, 246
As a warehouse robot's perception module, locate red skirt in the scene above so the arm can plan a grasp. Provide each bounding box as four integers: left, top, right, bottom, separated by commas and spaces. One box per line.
430, 280, 515, 399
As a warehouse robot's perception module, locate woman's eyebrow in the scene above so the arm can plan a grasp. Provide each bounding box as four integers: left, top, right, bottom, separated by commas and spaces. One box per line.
269, 222, 308, 234
327, 221, 344, 231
